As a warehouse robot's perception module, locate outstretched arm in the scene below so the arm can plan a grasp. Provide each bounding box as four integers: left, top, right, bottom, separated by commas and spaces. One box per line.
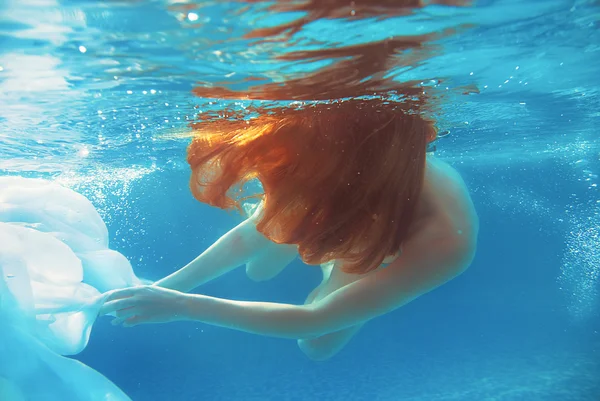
102, 226, 474, 338
156, 205, 297, 292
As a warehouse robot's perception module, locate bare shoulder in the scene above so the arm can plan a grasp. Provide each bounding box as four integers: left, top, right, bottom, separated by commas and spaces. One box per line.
404, 156, 479, 272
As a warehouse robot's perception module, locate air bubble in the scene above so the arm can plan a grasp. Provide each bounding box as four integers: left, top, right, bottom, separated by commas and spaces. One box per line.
559, 207, 600, 320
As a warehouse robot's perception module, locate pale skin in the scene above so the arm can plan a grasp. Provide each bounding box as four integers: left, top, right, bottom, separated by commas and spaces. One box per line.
101, 155, 479, 360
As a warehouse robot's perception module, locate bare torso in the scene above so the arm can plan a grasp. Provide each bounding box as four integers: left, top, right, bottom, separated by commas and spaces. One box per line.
307, 155, 479, 304
155, 154, 478, 360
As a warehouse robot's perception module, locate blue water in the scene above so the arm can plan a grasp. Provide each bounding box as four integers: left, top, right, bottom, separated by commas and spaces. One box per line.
1, 0, 599, 400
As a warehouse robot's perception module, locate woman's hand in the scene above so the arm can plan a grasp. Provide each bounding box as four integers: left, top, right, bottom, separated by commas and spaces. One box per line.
100, 285, 190, 327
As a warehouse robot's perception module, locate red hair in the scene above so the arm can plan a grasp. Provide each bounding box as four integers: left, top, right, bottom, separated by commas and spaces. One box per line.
182, 0, 478, 273
187, 99, 436, 274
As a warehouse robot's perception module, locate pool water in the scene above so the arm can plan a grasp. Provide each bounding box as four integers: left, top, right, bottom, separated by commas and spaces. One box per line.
0, 0, 599, 400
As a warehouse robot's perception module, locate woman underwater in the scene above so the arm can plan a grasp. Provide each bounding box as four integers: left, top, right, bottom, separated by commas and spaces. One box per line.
101, 98, 479, 361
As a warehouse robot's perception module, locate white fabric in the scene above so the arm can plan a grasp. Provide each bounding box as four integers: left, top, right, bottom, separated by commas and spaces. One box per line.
0, 176, 142, 400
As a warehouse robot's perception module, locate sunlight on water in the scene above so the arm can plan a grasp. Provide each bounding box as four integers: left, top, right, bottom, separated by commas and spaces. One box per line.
53, 166, 155, 223
0, 54, 70, 93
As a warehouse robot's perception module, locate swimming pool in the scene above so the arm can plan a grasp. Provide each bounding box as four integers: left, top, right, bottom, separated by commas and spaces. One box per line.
1, 0, 599, 400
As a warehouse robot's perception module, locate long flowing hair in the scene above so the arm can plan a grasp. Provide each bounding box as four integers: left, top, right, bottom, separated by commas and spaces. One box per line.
187, 100, 436, 274
183, 0, 476, 273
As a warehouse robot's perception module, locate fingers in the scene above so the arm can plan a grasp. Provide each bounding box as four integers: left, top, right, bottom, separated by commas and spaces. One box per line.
104, 287, 141, 302
111, 315, 144, 327
123, 316, 144, 327
100, 285, 150, 315
111, 317, 127, 326
115, 306, 136, 319
100, 285, 156, 328
100, 297, 137, 316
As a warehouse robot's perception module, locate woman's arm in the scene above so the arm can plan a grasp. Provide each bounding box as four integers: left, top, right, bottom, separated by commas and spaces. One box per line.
182, 232, 472, 338
156, 204, 296, 292
102, 227, 474, 338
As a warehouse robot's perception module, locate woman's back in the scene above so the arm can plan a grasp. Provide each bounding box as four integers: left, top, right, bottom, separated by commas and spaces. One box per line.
422, 155, 479, 247
314, 155, 478, 301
